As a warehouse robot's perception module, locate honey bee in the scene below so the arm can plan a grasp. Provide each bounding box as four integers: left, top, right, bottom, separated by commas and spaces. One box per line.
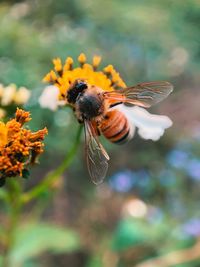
67, 79, 173, 184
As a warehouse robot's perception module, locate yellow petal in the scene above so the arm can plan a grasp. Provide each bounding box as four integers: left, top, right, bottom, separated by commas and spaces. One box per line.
53, 58, 62, 72
103, 64, 114, 74
92, 55, 102, 68
78, 53, 87, 64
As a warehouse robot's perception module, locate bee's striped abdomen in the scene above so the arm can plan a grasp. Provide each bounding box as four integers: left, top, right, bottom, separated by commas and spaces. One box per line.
100, 109, 133, 144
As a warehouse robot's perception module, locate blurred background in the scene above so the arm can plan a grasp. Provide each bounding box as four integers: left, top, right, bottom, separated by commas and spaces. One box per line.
1, 0, 200, 266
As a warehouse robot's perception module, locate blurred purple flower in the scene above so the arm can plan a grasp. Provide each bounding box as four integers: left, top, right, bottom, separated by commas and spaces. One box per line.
186, 159, 200, 181
167, 149, 188, 168
109, 170, 135, 192
182, 218, 200, 237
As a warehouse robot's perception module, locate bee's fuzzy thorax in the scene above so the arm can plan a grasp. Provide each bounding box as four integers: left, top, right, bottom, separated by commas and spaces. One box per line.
73, 84, 105, 121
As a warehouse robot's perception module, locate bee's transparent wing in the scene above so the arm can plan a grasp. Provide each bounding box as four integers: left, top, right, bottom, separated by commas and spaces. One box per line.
104, 81, 173, 108
84, 120, 109, 185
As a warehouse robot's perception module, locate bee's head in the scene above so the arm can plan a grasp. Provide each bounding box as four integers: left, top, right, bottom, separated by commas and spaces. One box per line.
74, 79, 88, 91
67, 79, 88, 104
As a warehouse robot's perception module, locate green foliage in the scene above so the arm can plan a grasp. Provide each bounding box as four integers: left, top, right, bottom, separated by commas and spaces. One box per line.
87, 256, 102, 267
112, 218, 170, 251
9, 222, 80, 267
112, 219, 147, 251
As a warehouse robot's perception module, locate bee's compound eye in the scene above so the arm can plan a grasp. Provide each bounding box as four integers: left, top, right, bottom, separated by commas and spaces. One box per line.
67, 81, 88, 104
76, 82, 87, 91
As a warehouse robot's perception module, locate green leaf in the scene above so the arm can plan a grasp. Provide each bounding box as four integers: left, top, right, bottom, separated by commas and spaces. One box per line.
112, 219, 147, 251
112, 218, 169, 252
9, 222, 80, 267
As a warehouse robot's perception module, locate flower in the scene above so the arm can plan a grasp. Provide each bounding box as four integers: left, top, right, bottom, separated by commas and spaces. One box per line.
0, 84, 31, 106
1, 84, 17, 106
116, 105, 172, 141
39, 85, 64, 111
0, 83, 31, 119
0, 108, 48, 186
43, 53, 126, 100
186, 159, 200, 181
167, 149, 188, 168
13, 86, 31, 105
109, 170, 135, 192
182, 218, 200, 237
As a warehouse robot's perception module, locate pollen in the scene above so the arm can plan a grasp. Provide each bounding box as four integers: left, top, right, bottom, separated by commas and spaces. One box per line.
43, 53, 126, 101
0, 109, 48, 184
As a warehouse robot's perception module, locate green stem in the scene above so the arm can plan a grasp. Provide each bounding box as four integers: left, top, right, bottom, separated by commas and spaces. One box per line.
0, 188, 9, 204
3, 179, 23, 267
22, 125, 83, 203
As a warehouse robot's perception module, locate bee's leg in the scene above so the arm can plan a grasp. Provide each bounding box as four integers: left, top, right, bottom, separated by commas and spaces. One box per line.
76, 113, 84, 123
74, 109, 84, 124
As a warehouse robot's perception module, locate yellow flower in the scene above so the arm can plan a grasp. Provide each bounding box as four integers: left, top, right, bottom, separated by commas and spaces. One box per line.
0, 108, 48, 185
43, 53, 126, 100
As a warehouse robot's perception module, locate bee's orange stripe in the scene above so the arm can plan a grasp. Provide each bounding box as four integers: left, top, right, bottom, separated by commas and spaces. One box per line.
100, 109, 130, 144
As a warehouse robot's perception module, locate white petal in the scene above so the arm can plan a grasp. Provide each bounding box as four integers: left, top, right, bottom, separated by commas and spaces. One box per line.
1, 84, 16, 106
14, 87, 31, 104
116, 105, 172, 141
39, 86, 61, 111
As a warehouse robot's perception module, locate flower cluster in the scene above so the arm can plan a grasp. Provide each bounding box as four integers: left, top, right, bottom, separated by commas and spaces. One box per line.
0, 108, 48, 186
43, 53, 126, 100
0, 83, 31, 119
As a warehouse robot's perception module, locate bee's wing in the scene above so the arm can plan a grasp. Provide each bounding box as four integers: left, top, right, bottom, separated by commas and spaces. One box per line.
104, 81, 173, 108
84, 120, 110, 185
